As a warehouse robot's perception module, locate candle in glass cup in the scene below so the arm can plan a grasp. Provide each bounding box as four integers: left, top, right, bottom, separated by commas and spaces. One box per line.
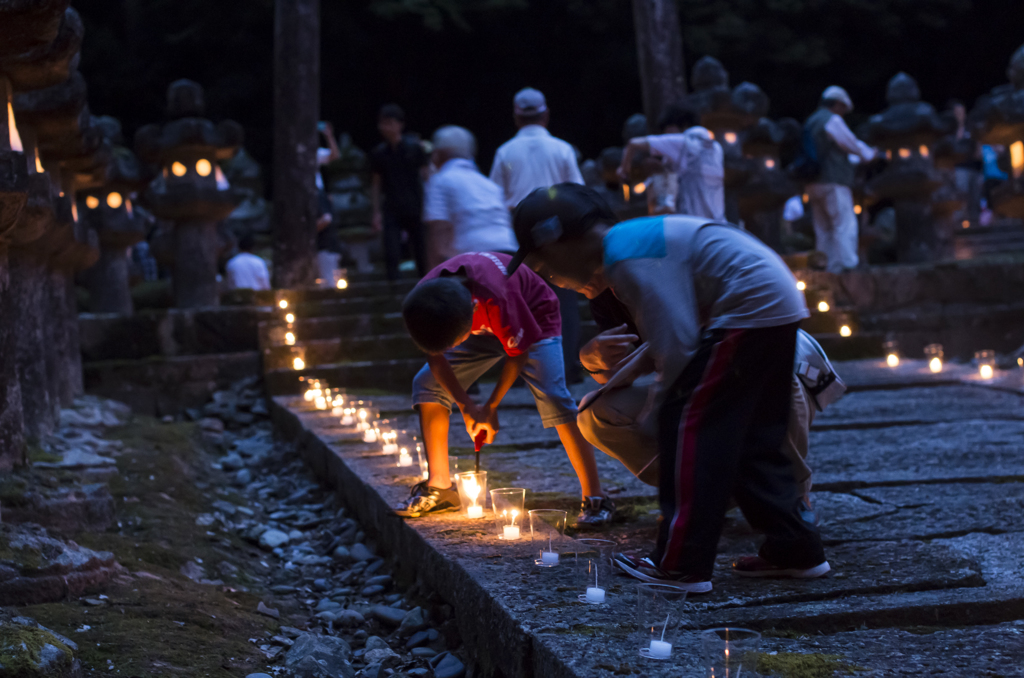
503, 524, 520, 540
362, 427, 378, 443
541, 550, 559, 565
467, 505, 484, 518
586, 587, 605, 604
398, 447, 413, 466
648, 640, 672, 659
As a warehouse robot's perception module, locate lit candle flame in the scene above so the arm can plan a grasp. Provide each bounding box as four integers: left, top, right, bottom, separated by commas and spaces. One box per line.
285, 313, 295, 324
464, 477, 481, 507
195, 158, 212, 177
86, 195, 100, 209
107, 192, 123, 209
979, 364, 994, 380
633, 182, 646, 195
796, 280, 806, 291
336, 278, 348, 290
293, 357, 305, 370
285, 332, 295, 345
898, 148, 911, 159
171, 161, 187, 177
1011, 141, 1024, 179
886, 353, 900, 368
929, 357, 942, 373
839, 325, 852, 337
817, 301, 830, 313
723, 132, 737, 144
622, 184, 630, 202
918, 144, 929, 158
278, 299, 288, 309
7, 102, 23, 152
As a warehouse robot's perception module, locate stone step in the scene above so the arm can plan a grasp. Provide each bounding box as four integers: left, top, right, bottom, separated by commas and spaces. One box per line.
262, 334, 422, 371
954, 222, 1024, 260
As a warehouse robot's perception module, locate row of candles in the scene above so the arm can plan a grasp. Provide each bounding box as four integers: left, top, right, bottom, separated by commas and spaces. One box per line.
883, 341, 1021, 379
298, 378, 764, 667
273, 273, 350, 371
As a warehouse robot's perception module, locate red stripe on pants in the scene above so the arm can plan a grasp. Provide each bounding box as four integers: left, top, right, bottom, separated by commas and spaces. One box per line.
661, 329, 743, 569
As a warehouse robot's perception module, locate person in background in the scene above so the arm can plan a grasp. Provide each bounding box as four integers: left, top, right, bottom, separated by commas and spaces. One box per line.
422, 126, 518, 266
369, 104, 429, 280
225, 233, 270, 291
803, 86, 877, 273
618, 107, 725, 221
489, 87, 586, 383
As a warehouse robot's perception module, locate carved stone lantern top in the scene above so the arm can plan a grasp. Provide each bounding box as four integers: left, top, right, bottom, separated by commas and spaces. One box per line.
135, 80, 243, 222
862, 72, 948, 150
969, 43, 1024, 146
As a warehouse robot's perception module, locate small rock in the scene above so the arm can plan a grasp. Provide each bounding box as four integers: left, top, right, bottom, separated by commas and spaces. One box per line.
246, 674, 273, 678
285, 633, 353, 678
396, 607, 427, 637
220, 453, 245, 471
405, 629, 439, 650
199, 417, 225, 433
272, 635, 295, 647
363, 559, 385, 576
83, 598, 105, 606
365, 575, 392, 588
360, 585, 385, 597
313, 578, 330, 591
349, 543, 373, 562
370, 605, 406, 627
363, 648, 400, 668
161, 414, 174, 423
334, 610, 365, 627
179, 561, 206, 581
364, 636, 389, 652
407, 669, 429, 678
411, 647, 437, 658
234, 469, 253, 486
257, 601, 280, 619
356, 663, 383, 678
280, 626, 304, 638
332, 546, 352, 563
428, 651, 466, 678
259, 529, 290, 550
315, 599, 342, 613
288, 529, 305, 541
217, 561, 239, 576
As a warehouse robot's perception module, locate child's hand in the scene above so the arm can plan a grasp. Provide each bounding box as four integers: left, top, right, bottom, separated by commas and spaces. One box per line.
461, 402, 499, 445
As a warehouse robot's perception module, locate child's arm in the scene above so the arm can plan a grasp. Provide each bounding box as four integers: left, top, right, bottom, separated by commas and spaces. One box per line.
461, 352, 529, 445
427, 354, 473, 410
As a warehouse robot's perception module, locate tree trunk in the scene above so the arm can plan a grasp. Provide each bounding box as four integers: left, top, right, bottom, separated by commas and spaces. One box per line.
0, 247, 26, 469
632, 0, 687, 130
272, 0, 320, 289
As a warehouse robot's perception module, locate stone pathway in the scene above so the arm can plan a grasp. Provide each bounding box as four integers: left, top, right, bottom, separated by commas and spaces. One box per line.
274, 358, 1024, 677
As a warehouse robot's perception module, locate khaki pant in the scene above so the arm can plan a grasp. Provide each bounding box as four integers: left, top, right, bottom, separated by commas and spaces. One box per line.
806, 182, 859, 273
578, 374, 815, 496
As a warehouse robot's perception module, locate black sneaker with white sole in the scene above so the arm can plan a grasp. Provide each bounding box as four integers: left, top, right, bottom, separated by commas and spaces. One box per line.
393, 482, 461, 518
732, 555, 831, 579
575, 495, 616, 529
612, 552, 713, 593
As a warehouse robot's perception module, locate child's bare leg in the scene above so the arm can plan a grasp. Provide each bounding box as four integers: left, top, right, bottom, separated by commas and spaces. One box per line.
556, 421, 604, 499
420, 403, 453, 489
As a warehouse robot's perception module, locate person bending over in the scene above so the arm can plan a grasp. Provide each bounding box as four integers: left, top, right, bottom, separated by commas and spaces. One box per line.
507, 183, 829, 593
393, 252, 615, 527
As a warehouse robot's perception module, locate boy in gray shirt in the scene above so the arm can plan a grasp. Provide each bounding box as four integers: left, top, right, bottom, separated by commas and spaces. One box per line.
506, 183, 828, 593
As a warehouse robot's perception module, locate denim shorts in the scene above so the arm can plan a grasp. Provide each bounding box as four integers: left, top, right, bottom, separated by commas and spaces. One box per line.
412, 335, 578, 428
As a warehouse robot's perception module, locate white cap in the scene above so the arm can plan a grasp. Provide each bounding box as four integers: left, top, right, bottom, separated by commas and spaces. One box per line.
513, 88, 547, 116
821, 86, 853, 111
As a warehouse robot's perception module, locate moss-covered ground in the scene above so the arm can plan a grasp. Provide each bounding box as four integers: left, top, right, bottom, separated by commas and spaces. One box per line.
21, 417, 279, 677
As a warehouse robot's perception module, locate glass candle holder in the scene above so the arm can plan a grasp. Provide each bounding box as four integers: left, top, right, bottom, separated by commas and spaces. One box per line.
302, 378, 324, 403
576, 538, 614, 604
700, 628, 761, 677
274, 289, 291, 311
394, 431, 420, 468
835, 311, 854, 338
454, 471, 487, 519
286, 346, 306, 371
491, 488, 526, 540
975, 350, 996, 380
332, 267, 349, 290
379, 425, 400, 455
814, 289, 834, 314
637, 583, 688, 660
529, 510, 568, 567
329, 390, 347, 415
924, 343, 944, 374
882, 340, 900, 368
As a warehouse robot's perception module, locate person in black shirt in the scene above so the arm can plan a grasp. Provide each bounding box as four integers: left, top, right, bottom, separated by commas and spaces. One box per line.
369, 104, 430, 280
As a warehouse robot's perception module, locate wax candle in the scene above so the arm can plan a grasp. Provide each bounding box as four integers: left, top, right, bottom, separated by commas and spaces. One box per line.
341, 414, 354, 426
383, 443, 399, 454
398, 449, 413, 466
648, 640, 672, 659
980, 364, 994, 380
585, 587, 605, 604
541, 551, 559, 565
503, 525, 520, 540
467, 505, 484, 519
362, 428, 378, 443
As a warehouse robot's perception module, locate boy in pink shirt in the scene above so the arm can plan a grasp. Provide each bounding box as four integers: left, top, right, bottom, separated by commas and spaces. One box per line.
394, 252, 613, 526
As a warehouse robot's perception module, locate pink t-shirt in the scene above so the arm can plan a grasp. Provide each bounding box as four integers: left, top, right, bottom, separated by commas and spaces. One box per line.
421, 252, 561, 357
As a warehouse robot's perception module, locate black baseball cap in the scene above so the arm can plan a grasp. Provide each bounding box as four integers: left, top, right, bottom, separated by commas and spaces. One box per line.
507, 183, 617, 277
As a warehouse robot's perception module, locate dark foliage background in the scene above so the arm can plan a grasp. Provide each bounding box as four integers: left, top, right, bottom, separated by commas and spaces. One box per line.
75, 0, 1024, 188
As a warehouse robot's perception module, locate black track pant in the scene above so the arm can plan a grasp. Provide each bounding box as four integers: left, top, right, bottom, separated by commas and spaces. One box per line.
654, 322, 825, 578
383, 212, 427, 280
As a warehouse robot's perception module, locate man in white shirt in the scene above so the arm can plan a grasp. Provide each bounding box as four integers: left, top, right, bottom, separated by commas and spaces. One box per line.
489, 88, 586, 383
618, 107, 726, 221
423, 126, 518, 266
804, 86, 877, 272
225, 234, 271, 291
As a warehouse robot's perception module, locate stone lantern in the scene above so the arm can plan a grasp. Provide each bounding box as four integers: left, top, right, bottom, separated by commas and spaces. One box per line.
969, 43, 1024, 218
79, 116, 145, 314
862, 72, 951, 263
135, 79, 243, 308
